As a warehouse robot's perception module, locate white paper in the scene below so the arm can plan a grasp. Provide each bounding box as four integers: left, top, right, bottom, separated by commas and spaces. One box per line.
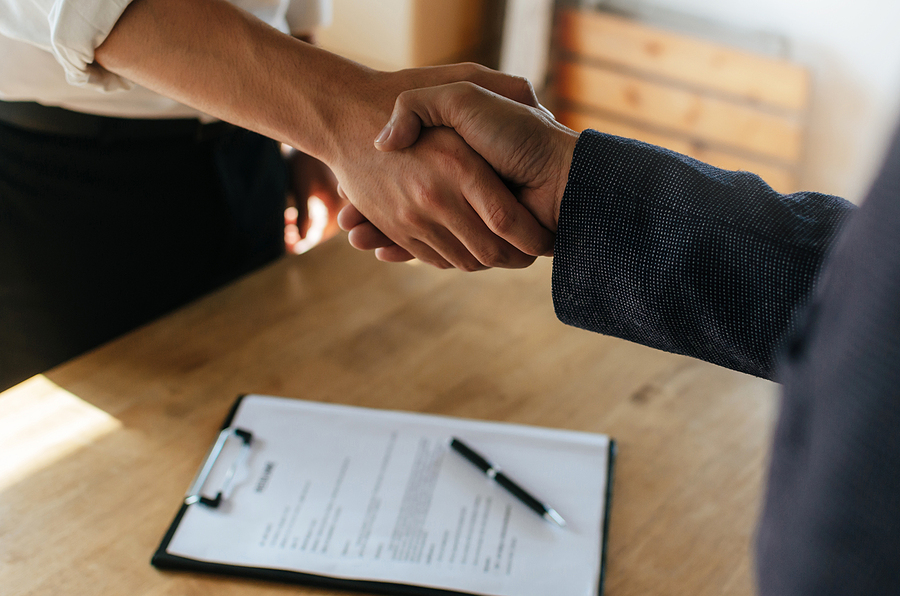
166, 395, 611, 596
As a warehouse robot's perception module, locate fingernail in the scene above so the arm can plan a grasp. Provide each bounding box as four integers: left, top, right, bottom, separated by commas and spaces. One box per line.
374, 123, 392, 145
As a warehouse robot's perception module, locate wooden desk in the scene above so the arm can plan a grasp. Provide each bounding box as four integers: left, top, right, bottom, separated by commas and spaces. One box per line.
1, 238, 777, 596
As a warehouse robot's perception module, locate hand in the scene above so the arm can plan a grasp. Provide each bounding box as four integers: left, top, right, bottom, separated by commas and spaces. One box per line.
323, 65, 558, 270
94, 1, 552, 269
286, 149, 344, 250
340, 82, 579, 261
376, 82, 577, 230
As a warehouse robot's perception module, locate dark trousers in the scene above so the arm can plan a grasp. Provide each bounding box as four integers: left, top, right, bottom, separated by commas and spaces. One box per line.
0, 119, 287, 390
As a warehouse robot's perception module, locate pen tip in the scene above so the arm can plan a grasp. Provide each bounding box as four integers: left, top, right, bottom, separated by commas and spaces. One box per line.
545, 509, 567, 528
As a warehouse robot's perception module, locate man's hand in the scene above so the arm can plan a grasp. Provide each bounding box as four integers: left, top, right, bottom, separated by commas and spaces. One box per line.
376, 82, 577, 229
339, 82, 579, 262
94, 0, 554, 270
322, 65, 558, 271
329, 125, 551, 270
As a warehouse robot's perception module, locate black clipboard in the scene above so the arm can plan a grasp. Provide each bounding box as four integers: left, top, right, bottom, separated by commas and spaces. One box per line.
152, 395, 616, 596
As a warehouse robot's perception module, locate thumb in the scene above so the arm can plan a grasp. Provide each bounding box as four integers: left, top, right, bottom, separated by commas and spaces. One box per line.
374, 83, 476, 152
373, 92, 428, 152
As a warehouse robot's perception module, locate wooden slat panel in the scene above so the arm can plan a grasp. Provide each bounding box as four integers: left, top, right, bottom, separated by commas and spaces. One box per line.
556, 9, 810, 111
558, 110, 797, 193
556, 61, 803, 163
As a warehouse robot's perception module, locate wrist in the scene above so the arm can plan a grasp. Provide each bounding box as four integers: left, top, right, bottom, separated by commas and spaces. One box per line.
305, 66, 402, 171
550, 126, 579, 232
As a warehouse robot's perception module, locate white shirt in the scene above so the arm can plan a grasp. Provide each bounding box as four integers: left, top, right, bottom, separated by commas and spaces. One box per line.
0, 0, 330, 118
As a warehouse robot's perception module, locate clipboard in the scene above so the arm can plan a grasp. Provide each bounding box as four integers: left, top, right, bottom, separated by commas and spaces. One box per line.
152, 395, 616, 596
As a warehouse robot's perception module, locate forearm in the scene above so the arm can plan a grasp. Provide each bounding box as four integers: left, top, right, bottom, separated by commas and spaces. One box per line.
552, 131, 855, 380
94, 0, 380, 161
94, 0, 555, 269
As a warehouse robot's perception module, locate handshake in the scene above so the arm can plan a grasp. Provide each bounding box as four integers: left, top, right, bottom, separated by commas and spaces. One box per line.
94, 1, 574, 273
335, 77, 580, 272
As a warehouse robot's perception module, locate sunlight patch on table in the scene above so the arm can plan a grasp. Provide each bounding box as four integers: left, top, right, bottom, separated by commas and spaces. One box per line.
0, 375, 121, 492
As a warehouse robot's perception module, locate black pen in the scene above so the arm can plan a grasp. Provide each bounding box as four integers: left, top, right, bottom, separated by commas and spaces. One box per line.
449, 437, 566, 528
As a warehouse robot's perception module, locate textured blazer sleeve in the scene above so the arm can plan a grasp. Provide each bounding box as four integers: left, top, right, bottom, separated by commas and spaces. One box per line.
551, 130, 855, 380
755, 124, 900, 595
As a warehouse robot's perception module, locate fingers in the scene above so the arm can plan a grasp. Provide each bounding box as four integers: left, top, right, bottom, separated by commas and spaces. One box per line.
341, 185, 532, 270
337, 200, 434, 267
375, 245, 415, 262
345, 126, 549, 271
466, 66, 554, 119
427, 189, 539, 269
342, 161, 544, 269
346, 221, 391, 250
419, 147, 550, 262
410, 228, 486, 271
460, 161, 555, 258
442, 62, 546, 113
343, 205, 521, 268
337, 201, 366, 231
339, 199, 458, 269
339, 204, 430, 263
373, 91, 555, 257
377, 65, 556, 154
385, 129, 541, 269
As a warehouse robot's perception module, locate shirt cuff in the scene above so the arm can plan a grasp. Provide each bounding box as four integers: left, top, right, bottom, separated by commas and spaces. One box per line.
48, 0, 134, 91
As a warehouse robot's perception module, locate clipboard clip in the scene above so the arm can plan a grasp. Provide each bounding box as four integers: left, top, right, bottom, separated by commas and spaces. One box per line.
185, 427, 253, 508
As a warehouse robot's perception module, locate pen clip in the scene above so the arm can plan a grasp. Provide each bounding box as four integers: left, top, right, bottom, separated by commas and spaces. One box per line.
185, 427, 253, 508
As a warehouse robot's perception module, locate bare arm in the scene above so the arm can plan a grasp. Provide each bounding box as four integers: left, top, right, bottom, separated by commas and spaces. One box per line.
95, 0, 554, 270
97, 0, 378, 160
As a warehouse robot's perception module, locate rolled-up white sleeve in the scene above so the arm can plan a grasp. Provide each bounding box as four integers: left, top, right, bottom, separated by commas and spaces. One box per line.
0, 0, 134, 91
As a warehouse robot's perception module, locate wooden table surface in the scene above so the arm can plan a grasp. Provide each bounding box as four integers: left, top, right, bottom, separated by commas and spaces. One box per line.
1, 237, 777, 596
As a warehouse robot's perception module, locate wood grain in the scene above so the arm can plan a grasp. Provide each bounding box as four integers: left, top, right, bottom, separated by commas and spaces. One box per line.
0, 238, 777, 596
555, 61, 804, 163
555, 9, 809, 111
558, 109, 796, 192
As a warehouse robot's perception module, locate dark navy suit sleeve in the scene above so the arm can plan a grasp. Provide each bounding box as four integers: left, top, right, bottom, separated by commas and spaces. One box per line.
552, 130, 854, 379
755, 125, 900, 595
552, 127, 900, 595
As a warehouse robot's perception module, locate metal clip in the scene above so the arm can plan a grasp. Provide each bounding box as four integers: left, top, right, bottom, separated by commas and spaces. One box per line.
185, 427, 253, 508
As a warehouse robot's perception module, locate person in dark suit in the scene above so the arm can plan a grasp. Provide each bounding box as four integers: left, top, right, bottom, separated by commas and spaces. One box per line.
339, 82, 900, 594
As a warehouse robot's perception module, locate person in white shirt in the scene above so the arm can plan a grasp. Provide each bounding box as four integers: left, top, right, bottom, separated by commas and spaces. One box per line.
0, 0, 552, 390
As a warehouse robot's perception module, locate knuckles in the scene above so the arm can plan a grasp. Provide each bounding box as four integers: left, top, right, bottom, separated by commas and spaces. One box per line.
457, 259, 487, 273
471, 243, 535, 270
482, 201, 517, 237
510, 76, 538, 106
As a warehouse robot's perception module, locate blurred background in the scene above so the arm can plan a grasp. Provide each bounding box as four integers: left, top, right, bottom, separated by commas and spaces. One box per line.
316, 0, 900, 204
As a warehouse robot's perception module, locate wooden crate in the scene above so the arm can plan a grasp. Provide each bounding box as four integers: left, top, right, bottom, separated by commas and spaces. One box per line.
552, 9, 809, 192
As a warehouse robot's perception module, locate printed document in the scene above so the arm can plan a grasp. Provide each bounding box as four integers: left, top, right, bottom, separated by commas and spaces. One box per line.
164, 395, 612, 596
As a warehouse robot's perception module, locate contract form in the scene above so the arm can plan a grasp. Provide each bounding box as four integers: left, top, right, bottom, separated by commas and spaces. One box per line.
156, 395, 614, 596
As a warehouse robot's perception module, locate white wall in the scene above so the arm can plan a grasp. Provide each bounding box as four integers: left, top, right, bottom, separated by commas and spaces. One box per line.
626, 0, 900, 202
